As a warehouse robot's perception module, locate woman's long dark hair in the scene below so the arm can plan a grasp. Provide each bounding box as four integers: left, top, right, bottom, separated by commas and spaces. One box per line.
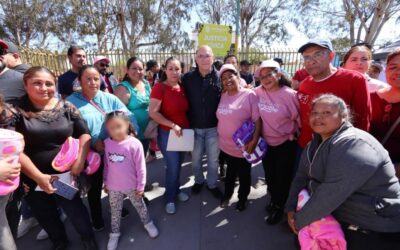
123, 57, 145, 83
160, 57, 182, 84
278, 71, 292, 88
105, 110, 137, 137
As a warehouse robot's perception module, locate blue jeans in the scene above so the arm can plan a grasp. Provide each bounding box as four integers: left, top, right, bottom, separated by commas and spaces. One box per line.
1, 195, 16, 250
191, 127, 220, 188
158, 128, 186, 203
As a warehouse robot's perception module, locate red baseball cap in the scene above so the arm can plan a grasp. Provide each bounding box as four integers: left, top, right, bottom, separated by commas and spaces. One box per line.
0, 39, 9, 49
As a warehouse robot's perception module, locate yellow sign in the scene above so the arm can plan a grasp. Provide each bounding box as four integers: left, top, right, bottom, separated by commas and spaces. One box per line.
198, 23, 233, 57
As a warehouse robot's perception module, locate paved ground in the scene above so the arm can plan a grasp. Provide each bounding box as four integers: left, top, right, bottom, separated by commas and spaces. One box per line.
17, 154, 298, 250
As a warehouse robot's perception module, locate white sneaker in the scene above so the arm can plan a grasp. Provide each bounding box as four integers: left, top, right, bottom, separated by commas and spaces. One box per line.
144, 221, 159, 238
36, 229, 48, 240
107, 232, 121, 250
17, 217, 38, 239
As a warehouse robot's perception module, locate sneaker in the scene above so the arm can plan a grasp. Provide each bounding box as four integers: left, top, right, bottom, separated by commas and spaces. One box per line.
191, 183, 204, 194
236, 200, 247, 212
208, 187, 223, 200
36, 229, 49, 240
177, 192, 189, 202
107, 233, 120, 250
144, 221, 159, 238
165, 202, 176, 215
17, 217, 38, 239
121, 208, 130, 219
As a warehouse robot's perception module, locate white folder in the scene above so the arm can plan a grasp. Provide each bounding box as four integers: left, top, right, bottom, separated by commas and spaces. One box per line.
167, 129, 195, 152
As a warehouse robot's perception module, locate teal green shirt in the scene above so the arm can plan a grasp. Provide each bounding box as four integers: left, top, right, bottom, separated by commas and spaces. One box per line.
67, 91, 139, 146
117, 80, 151, 139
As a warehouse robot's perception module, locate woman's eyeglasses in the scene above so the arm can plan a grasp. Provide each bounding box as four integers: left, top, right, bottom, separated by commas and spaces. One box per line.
100, 63, 109, 68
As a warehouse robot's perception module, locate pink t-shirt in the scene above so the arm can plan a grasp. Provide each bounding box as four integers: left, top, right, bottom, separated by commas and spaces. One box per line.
255, 86, 300, 146
217, 88, 260, 158
103, 136, 146, 192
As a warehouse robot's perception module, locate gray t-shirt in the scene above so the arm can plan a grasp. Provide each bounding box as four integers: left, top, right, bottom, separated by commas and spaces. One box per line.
0, 69, 26, 105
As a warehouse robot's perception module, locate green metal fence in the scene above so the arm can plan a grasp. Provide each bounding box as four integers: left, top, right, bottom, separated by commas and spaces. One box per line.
19, 48, 343, 80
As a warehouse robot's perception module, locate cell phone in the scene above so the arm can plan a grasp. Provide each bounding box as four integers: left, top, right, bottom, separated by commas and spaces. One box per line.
53, 179, 79, 200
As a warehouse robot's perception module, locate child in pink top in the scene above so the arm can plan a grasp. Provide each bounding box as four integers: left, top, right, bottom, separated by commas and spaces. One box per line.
103, 111, 159, 250
216, 64, 261, 212
254, 60, 300, 225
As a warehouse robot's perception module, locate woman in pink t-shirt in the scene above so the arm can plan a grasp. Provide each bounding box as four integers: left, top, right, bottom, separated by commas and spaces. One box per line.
254, 60, 300, 225
216, 64, 261, 211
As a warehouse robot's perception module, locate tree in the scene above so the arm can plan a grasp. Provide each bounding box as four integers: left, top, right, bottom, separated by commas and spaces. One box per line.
195, 0, 229, 25
79, 0, 117, 52
292, 0, 400, 47
113, 0, 193, 54
0, 0, 61, 47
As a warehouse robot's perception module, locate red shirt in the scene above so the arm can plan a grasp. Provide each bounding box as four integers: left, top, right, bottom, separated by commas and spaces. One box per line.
150, 83, 189, 131
370, 92, 400, 163
293, 68, 309, 82
297, 68, 371, 148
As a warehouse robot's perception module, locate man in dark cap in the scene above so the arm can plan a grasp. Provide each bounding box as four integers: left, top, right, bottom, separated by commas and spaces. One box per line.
239, 60, 254, 85
295, 38, 370, 150
2, 41, 30, 74
0, 39, 25, 105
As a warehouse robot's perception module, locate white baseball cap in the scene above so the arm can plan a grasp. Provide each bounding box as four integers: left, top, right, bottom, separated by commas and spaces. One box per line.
93, 56, 111, 65
254, 60, 280, 78
219, 63, 238, 77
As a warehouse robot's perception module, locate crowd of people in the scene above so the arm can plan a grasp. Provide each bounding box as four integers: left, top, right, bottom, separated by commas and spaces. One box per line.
0, 37, 400, 250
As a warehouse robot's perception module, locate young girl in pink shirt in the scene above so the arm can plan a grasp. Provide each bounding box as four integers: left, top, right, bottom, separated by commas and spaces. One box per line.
103, 111, 159, 250
254, 60, 300, 225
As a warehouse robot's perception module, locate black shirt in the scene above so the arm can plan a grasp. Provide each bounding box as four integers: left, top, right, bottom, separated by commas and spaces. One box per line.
0, 69, 26, 106
240, 72, 254, 85
58, 70, 106, 97
1, 96, 90, 187
182, 67, 221, 129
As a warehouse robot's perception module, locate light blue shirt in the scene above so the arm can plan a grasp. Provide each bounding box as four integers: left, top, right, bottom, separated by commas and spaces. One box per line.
67, 91, 139, 146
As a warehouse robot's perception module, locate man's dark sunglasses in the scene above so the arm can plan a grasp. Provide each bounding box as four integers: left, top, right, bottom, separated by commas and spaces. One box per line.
100, 63, 110, 68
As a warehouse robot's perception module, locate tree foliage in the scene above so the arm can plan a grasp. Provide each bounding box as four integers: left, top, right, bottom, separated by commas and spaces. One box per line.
0, 0, 194, 52
292, 0, 400, 47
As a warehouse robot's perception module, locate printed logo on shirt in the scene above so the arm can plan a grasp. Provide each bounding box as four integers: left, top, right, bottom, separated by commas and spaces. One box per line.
108, 152, 126, 163
217, 105, 233, 115
258, 99, 279, 113
298, 92, 311, 105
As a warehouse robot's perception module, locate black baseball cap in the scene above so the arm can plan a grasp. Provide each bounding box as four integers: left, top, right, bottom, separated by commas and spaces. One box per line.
240, 60, 252, 66
298, 38, 334, 53
273, 57, 284, 65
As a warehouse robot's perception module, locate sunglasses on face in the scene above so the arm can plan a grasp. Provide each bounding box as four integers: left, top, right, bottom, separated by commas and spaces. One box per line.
100, 63, 109, 68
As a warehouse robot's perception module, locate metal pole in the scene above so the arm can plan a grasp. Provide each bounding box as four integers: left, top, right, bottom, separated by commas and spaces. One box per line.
235, 0, 240, 54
